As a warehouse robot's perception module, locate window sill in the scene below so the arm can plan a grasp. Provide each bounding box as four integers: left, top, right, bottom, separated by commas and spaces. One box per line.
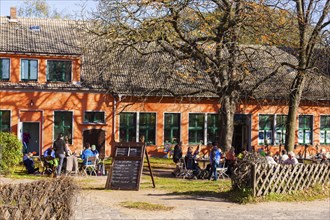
82, 122, 107, 126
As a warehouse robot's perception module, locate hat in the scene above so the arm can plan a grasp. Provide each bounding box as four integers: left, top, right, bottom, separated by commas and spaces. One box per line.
91, 145, 96, 150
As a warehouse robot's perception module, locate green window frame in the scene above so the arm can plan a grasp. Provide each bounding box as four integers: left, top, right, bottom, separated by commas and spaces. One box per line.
119, 112, 137, 142
0, 58, 10, 80
0, 110, 10, 132
298, 115, 312, 144
258, 114, 274, 145
207, 114, 220, 144
47, 60, 72, 82
84, 111, 105, 124
139, 113, 156, 145
21, 59, 38, 81
164, 113, 180, 144
320, 115, 330, 145
54, 111, 73, 144
275, 115, 287, 145
189, 113, 205, 144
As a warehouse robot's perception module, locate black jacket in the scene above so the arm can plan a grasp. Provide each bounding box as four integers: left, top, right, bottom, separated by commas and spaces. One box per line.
53, 139, 68, 156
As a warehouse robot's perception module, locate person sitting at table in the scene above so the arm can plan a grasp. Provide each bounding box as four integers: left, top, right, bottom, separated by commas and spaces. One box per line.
91, 145, 99, 158
44, 146, 59, 166
266, 152, 277, 165
185, 146, 198, 170
23, 152, 39, 174
81, 144, 94, 165
284, 151, 299, 165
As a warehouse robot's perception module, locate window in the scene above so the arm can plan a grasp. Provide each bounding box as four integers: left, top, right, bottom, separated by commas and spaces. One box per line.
47, 60, 72, 82
0, 110, 10, 132
189, 113, 204, 144
298, 115, 312, 144
54, 111, 73, 144
275, 115, 287, 145
259, 115, 274, 145
21, 59, 38, 81
164, 113, 180, 144
0, 58, 10, 80
120, 113, 137, 142
139, 113, 156, 145
84, 111, 105, 123
207, 114, 220, 143
320, 115, 330, 145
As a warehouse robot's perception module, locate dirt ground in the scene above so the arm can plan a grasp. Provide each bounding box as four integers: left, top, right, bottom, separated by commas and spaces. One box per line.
1, 176, 329, 220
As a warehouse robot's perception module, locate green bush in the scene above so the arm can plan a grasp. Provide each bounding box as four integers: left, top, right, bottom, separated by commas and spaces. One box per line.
0, 132, 23, 175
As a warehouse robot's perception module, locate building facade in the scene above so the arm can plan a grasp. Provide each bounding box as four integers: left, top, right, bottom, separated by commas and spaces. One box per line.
0, 9, 329, 157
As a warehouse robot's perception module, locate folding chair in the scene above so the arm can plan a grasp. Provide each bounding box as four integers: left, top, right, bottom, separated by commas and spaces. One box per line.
82, 156, 97, 176
216, 159, 229, 179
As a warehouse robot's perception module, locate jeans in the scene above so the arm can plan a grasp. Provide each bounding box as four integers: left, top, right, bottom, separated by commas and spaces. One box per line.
209, 162, 219, 180
57, 154, 65, 176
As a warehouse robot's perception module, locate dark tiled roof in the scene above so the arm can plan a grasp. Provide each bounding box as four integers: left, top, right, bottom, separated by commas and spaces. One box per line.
0, 16, 81, 55
0, 17, 329, 101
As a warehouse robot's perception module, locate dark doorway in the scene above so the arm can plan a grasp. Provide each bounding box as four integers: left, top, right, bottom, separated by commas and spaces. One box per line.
22, 122, 40, 156
233, 114, 251, 155
83, 129, 106, 158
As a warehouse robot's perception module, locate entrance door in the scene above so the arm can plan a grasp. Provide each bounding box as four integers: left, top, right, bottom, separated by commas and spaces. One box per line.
83, 129, 105, 158
22, 122, 40, 156
233, 114, 251, 154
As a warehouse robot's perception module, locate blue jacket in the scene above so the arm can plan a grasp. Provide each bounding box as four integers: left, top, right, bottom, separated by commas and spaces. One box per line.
81, 149, 94, 165
210, 147, 221, 165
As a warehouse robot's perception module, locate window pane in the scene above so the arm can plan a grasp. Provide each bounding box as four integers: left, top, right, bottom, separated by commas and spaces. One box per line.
320, 115, 330, 145
164, 113, 180, 144
47, 60, 72, 82
21, 59, 38, 80
120, 113, 136, 142
259, 115, 274, 145
298, 115, 312, 144
140, 113, 156, 145
0, 59, 10, 79
30, 60, 38, 80
275, 115, 287, 145
84, 112, 105, 123
207, 114, 220, 143
0, 110, 10, 132
189, 113, 204, 144
54, 111, 73, 144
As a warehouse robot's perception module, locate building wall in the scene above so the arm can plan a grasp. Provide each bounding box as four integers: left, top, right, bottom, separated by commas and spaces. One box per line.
0, 90, 114, 156
115, 97, 330, 155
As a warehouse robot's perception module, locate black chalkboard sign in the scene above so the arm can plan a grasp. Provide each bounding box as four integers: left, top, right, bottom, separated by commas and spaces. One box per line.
108, 142, 145, 190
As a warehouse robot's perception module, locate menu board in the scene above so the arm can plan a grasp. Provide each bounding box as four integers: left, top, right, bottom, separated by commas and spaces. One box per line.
108, 142, 145, 190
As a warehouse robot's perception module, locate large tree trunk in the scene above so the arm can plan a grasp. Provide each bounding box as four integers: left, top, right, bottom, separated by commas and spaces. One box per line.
285, 71, 306, 152
219, 95, 237, 152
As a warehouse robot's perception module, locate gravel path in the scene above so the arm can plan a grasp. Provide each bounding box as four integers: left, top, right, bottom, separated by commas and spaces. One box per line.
72, 177, 330, 220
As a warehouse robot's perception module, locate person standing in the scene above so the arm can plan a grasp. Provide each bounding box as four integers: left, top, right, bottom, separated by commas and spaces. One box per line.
53, 133, 68, 176
208, 142, 221, 181
173, 141, 183, 163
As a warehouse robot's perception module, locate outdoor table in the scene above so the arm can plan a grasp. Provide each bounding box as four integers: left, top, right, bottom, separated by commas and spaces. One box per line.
196, 158, 209, 169
65, 155, 79, 174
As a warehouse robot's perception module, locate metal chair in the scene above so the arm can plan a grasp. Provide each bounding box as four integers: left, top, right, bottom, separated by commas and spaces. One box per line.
216, 159, 229, 179
82, 156, 97, 176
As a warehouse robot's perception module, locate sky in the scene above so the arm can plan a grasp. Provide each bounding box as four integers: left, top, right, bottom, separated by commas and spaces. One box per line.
0, 0, 97, 17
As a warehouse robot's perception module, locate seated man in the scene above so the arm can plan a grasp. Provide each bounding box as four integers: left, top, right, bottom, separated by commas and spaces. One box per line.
23, 152, 38, 174
91, 145, 99, 158
266, 152, 277, 165
284, 151, 299, 165
81, 144, 94, 165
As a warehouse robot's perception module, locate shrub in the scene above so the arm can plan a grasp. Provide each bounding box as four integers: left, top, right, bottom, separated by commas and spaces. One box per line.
0, 132, 23, 175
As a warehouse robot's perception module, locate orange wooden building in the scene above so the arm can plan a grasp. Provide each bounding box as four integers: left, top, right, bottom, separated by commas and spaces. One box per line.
0, 9, 329, 157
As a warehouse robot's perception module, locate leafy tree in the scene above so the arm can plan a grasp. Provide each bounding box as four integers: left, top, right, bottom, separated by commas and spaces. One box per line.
0, 132, 23, 175
263, 0, 330, 151
80, 0, 293, 151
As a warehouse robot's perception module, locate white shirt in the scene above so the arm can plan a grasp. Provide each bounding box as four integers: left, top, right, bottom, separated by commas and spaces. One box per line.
284, 157, 299, 165
266, 156, 277, 165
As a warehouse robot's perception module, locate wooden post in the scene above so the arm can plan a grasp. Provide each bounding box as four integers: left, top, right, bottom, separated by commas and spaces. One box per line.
145, 147, 156, 188
140, 136, 155, 188
251, 163, 256, 197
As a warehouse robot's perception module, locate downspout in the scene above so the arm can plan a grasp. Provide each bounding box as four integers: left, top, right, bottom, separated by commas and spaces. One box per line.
111, 93, 122, 157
